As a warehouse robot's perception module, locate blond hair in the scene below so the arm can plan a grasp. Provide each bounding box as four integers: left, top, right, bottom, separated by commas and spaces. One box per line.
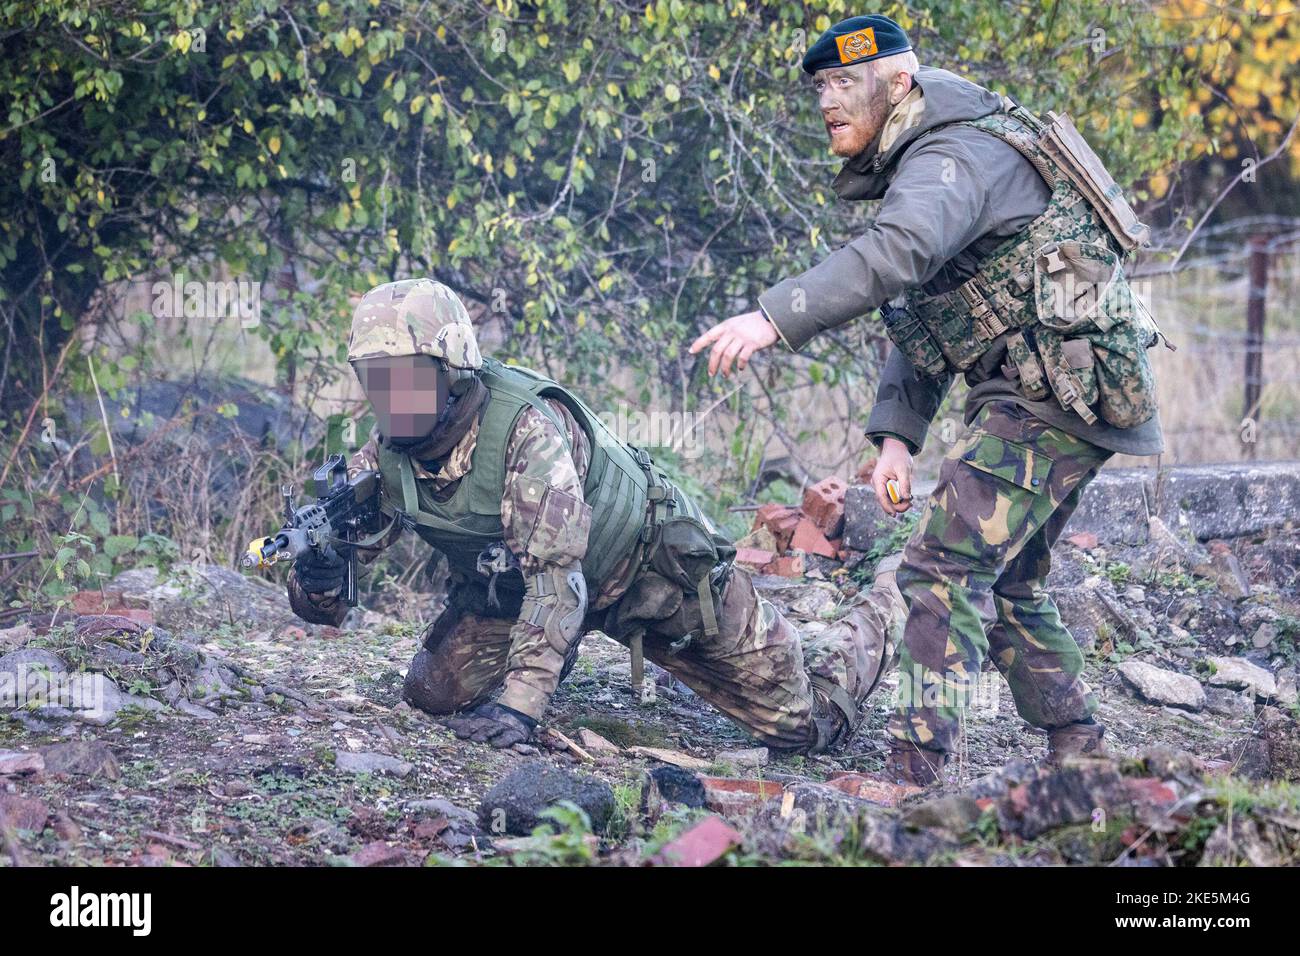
870, 50, 919, 86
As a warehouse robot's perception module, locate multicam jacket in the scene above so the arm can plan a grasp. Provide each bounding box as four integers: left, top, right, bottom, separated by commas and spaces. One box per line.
288, 382, 647, 717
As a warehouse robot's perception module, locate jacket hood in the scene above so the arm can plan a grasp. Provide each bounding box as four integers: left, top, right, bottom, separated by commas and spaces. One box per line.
833, 66, 1006, 200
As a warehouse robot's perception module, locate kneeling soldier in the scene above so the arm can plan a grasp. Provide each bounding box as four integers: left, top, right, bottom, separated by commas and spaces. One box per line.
288, 278, 904, 754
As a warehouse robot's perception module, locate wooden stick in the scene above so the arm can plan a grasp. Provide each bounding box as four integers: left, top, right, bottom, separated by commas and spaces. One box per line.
0, 336, 75, 490
544, 728, 595, 763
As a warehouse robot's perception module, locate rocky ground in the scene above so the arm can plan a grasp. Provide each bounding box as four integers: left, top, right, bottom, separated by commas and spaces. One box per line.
2, 519, 1299, 867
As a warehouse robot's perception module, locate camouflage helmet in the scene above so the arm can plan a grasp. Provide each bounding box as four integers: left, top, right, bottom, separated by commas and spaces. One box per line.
347, 278, 483, 370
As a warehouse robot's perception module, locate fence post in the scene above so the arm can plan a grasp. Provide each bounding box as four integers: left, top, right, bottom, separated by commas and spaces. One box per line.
1243, 235, 1270, 458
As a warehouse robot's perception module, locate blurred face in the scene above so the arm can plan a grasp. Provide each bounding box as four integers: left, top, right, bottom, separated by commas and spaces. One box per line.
352, 355, 449, 443
813, 61, 892, 158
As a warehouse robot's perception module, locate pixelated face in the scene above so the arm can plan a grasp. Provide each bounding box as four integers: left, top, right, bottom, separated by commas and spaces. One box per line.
812, 61, 891, 158
352, 355, 449, 443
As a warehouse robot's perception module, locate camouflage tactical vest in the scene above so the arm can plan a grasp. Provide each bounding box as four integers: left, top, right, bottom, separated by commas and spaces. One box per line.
374, 359, 650, 590
881, 99, 1165, 428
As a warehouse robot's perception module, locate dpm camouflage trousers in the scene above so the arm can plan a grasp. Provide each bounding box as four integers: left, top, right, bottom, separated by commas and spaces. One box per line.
404, 563, 904, 754
885, 400, 1111, 757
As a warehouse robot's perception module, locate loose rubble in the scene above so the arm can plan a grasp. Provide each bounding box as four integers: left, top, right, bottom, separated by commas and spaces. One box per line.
0, 465, 1298, 866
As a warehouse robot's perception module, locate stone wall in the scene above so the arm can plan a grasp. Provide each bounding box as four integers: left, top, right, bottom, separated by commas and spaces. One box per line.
844, 461, 1300, 551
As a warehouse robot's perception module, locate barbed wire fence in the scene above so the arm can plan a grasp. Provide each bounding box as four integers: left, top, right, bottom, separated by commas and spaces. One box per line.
1130, 215, 1300, 464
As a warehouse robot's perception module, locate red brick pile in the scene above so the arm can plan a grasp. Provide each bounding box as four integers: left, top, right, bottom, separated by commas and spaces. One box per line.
65, 590, 155, 626
734, 476, 849, 578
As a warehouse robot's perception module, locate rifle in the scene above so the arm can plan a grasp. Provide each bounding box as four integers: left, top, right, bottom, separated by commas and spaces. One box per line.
241, 454, 380, 606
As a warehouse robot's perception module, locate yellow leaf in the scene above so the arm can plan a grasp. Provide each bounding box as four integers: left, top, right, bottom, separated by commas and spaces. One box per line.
268, 135, 281, 155
708, 64, 721, 80
664, 83, 681, 103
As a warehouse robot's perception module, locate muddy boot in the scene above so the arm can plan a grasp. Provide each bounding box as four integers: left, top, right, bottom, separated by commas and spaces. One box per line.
884, 743, 947, 787
1046, 718, 1107, 765
807, 676, 861, 753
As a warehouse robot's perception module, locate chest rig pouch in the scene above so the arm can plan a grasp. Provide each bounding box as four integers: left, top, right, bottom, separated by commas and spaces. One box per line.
881, 100, 1170, 429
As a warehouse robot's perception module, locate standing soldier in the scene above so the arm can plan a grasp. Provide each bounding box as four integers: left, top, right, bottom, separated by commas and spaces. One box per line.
692, 14, 1167, 785
287, 278, 904, 755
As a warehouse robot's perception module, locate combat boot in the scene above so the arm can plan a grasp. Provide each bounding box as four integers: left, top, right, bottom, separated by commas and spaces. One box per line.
884, 743, 947, 787
805, 563, 905, 753
1046, 718, 1107, 764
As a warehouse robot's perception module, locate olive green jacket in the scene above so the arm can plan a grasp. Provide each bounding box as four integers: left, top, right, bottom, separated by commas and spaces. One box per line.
758, 66, 1164, 457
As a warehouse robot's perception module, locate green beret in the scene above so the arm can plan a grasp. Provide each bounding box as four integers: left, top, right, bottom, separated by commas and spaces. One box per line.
802, 14, 913, 75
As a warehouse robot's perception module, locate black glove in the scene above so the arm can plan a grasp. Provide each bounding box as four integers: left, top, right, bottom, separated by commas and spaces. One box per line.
442, 703, 536, 749
294, 548, 347, 595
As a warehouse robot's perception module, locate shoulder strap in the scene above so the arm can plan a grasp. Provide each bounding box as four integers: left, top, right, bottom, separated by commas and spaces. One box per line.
960, 107, 1059, 192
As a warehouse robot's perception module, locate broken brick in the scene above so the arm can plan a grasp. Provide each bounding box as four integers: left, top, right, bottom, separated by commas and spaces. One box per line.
802, 477, 847, 538
762, 554, 805, 578
68, 590, 147, 615
653, 815, 742, 867
754, 504, 802, 551
824, 771, 921, 807
699, 776, 785, 815
1122, 777, 1179, 810
789, 517, 838, 559
735, 547, 776, 569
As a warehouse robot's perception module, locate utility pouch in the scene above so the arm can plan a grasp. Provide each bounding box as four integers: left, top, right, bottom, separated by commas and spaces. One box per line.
1032, 238, 1163, 429
1003, 331, 1050, 401
881, 301, 948, 377
1087, 313, 1161, 428
647, 516, 735, 639
1040, 111, 1150, 251
1033, 240, 1122, 335
1036, 330, 1100, 424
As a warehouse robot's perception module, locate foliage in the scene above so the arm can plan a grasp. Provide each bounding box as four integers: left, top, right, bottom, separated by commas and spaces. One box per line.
1151, 0, 1300, 198
2, 0, 1228, 391
1, 0, 1285, 591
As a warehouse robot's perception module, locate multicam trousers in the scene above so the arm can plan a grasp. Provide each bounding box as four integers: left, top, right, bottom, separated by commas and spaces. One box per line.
886, 400, 1112, 757
405, 554, 904, 753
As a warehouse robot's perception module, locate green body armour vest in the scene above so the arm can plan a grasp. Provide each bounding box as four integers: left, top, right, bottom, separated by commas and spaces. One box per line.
374, 359, 650, 592
881, 99, 1165, 428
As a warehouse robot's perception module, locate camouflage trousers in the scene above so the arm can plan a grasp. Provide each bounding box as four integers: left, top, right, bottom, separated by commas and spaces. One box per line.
405, 564, 903, 754
886, 400, 1111, 757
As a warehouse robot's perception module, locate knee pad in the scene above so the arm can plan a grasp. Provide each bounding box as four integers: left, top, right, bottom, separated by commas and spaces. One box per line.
520, 565, 588, 654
